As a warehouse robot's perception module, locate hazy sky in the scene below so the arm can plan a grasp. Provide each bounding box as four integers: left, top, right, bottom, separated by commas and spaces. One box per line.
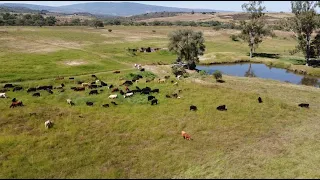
0, 1, 298, 12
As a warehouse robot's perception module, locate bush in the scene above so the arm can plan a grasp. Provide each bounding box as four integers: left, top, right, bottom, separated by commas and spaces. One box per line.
213, 70, 222, 80
230, 34, 239, 41
199, 70, 208, 76
108, 29, 112, 32
172, 65, 187, 76
152, 30, 156, 33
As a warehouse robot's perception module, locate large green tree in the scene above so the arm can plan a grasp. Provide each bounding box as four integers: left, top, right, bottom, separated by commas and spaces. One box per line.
290, 1, 318, 64
168, 29, 205, 70
239, 1, 272, 58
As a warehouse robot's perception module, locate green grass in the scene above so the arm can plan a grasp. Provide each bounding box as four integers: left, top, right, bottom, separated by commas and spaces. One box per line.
0, 26, 320, 178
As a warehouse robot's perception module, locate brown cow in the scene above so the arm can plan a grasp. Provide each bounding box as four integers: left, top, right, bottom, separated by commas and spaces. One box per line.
181, 131, 192, 140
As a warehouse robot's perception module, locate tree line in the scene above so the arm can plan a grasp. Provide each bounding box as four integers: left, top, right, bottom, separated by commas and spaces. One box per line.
0, 13, 104, 28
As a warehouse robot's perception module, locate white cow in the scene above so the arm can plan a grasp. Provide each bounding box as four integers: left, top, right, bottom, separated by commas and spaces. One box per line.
177, 75, 182, 80
0, 93, 7, 98
45, 120, 53, 129
124, 92, 134, 98
108, 94, 118, 99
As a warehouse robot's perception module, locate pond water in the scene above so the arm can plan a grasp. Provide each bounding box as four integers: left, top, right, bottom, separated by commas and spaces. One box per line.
197, 63, 320, 88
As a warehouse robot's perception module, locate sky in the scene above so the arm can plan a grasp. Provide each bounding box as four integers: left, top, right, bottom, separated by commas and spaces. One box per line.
0, 1, 309, 12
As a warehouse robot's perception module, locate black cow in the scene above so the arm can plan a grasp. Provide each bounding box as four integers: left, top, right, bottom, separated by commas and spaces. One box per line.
141, 90, 150, 95
61, 83, 65, 87
86, 102, 94, 106
165, 94, 171, 98
108, 84, 114, 89
102, 104, 109, 108
47, 89, 53, 94
190, 105, 197, 111
77, 80, 84, 84
122, 80, 133, 86
298, 103, 309, 108
151, 89, 159, 93
32, 92, 40, 97
146, 47, 151, 52
27, 87, 37, 93
13, 86, 23, 92
119, 90, 125, 95
217, 105, 227, 111
69, 77, 75, 80
137, 75, 143, 79
140, 68, 145, 72
101, 81, 108, 86
151, 99, 158, 105
37, 85, 53, 90
111, 101, 118, 106
258, 97, 263, 103
89, 90, 98, 95
89, 84, 98, 89
12, 98, 17, 102
164, 75, 170, 79
4, 84, 14, 88
100, 89, 104, 92
91, 81, 96, 85
92, 74, 97, 78
148, 95, 155, 101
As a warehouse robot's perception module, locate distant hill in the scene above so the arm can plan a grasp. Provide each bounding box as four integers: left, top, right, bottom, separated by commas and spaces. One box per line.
0, 2, 230, 16
0, 5, 42, 13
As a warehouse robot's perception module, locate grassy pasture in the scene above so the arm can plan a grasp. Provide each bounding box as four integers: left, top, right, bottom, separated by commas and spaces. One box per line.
0, 26, 320, 178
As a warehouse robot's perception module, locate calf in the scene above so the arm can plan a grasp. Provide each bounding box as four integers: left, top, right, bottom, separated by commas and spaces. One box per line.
148, 95, 155, 101
13, 86, 23, 92
45, 120, 54, 129
165, 94, 171, 98
66, 99, 75, 106
151, 89, 159, 93
298, 103, 309, 108
4, 84, 14, 88
32, 92, 40, 97
111, 88, 119, 93
86, 102, 94, 106
151, 99, 158, 105
100, 81, 108, 86
0, 93, 7, 98
27, 87, 37, 93
10, 101, 23, 108
217, 105, 227, 111
111, 101, 118, 105
89, 84, 98, 89
102, 104, 109, 108
258, 97, 263, 103
89, 90, 98, 95
124, 92, 134, 98
108, 94, 118, 99
74, 87, 85, 91
181, 131, 192, 140
190, 105, 197, 111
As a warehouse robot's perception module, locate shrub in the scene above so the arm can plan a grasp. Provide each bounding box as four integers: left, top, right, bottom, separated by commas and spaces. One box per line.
172, 65, 187, 76
152, 30, 156, 33
108, 29, 112, 32
230, 34, 238, 41
199, 70, 208, 76
213, 70, 222, 80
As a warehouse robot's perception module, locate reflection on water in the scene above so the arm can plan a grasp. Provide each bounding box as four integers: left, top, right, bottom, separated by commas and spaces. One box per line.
197, 63, 320, 88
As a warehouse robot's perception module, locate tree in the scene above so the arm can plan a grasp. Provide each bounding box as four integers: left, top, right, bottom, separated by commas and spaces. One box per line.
239, 1, 272, 58
71, 18, 81, 26
92, 20, 104, 28
32, 14, 45, 27
168, 29, 206, 70
46, 16, 56, 26
311, 32, 320, 59
290, 1, 318, 65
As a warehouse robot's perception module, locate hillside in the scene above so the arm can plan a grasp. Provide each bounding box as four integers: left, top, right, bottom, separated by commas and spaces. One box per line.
0, 2, 225, 16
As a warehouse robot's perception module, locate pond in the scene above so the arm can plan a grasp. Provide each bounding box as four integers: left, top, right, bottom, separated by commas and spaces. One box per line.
197, 63, 320, 88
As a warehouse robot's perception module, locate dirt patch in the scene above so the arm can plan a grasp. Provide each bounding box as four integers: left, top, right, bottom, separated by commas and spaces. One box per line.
63, 60, 87, 66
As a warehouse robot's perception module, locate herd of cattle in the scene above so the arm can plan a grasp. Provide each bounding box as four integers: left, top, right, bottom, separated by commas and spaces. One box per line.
0, 67, 311, 138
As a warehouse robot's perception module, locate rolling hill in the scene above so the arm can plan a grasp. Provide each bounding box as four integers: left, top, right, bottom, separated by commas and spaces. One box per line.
0, 2, 229, 16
